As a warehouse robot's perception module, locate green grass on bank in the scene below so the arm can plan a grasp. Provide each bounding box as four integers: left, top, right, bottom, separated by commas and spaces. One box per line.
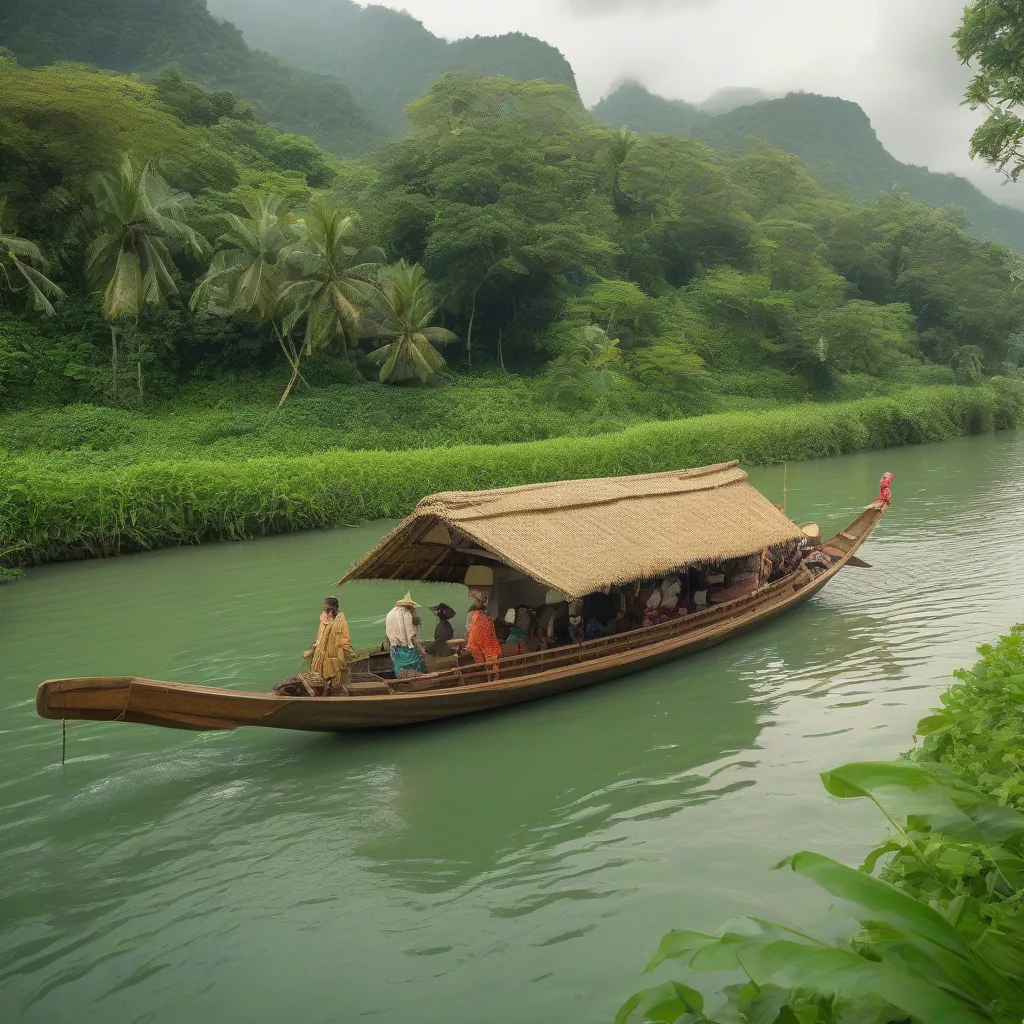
4, 381, 1021, 568
0, 365, 959, 470
0, 367, 820, 469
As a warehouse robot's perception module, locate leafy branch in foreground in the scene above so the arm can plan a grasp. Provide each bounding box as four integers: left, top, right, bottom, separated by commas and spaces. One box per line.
621, 758, 1024, 1024
957, 0, 1024, 181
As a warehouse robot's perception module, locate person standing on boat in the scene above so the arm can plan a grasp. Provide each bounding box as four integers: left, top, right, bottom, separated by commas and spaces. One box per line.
386, 593, 428, 676
302, 597, 354, 695
466, 587, 501, 664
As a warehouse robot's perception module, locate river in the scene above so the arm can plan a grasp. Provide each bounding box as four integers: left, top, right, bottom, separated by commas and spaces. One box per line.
2, 431, 1024, 1023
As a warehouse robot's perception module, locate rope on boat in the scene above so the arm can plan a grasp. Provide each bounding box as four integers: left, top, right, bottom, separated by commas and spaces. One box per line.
61, 715, 66, 767
116, 677, 135, 723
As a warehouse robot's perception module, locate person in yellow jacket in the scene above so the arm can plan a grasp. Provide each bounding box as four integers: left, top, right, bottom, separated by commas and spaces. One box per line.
303, 597, 354, 694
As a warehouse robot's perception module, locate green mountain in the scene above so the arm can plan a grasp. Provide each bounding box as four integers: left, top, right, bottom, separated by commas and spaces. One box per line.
207, 0, 578, 134
0, 0, 383, 156
594, 82, 1024, 254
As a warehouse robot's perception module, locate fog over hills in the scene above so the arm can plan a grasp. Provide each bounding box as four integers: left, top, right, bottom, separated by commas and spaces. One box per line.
593, 81, 1024, 253
207, 0, 577, 135
0, 0, 384, 156
5, 0, 1024, 250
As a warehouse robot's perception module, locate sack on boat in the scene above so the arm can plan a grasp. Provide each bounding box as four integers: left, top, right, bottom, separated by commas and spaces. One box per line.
273, 672, 323, 697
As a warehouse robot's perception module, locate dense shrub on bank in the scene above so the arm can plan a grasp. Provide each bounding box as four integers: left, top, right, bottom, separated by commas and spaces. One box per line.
3, 382, 1021, 569
619, 628, 1024, 1023
913, 625, 1024, 809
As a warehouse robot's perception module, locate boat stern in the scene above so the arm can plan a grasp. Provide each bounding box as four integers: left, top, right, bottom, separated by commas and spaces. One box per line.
36, 676, 239, 731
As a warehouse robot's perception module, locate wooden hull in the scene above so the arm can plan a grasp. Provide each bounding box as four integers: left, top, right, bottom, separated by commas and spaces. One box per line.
37, 503, 885, 733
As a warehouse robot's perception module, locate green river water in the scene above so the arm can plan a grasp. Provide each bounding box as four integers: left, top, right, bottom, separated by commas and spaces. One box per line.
3, 431, 1024, 1023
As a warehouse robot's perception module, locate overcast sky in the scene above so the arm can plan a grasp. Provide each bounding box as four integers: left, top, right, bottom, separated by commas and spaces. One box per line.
383, 0, 1024, 208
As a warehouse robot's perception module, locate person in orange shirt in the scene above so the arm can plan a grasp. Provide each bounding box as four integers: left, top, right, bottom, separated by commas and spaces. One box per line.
466, 587, 501, 664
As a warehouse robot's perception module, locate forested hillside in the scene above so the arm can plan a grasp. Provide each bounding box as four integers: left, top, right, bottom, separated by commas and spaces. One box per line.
206, 0, 578, 135
2, 61, 1021, 425
594, 82, 1024, 254
0, 0, 383, 156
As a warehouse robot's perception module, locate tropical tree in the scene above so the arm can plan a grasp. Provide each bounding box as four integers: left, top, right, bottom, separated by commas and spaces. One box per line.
957, 0, 1024, 180
608, 126, 639, 214
191, 190, 300, 403
363, 260, 457, 384
0, 199, 64, 316
193, 191, 382, 404
283, 195, 384, 357
952, 344, 985, 384
541, 324, 630, 409
85, 154, 206, 400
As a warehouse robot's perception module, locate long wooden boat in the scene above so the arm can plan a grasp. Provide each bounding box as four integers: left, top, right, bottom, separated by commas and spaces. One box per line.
37, 464, 891, 732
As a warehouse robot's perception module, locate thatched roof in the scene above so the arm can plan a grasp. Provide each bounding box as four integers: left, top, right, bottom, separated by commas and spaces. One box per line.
337, 462, 805, 600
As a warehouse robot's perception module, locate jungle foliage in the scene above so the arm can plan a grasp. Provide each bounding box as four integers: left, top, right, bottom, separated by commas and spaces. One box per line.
958, 0, 1024, 184
594, 82, 1024, 256
2, 61, 1023, 434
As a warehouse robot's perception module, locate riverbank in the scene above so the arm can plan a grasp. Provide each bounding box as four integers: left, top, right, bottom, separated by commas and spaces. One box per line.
4, 382, 1022, 569
623, 626, 1024, 1022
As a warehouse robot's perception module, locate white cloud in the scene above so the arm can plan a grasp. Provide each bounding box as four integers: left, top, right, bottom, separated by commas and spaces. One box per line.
564, 0, 713, 13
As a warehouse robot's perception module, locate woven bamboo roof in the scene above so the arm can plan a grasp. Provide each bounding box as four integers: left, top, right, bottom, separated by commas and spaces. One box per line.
337, 462, 806, 600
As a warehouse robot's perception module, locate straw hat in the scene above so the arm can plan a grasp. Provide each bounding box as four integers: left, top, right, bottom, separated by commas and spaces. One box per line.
395, 592, 420, 608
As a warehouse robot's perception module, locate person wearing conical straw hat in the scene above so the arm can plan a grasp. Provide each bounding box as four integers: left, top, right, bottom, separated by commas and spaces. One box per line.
385, 592, 428, 676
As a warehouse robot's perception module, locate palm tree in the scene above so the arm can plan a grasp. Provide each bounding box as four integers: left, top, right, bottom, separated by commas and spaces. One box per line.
283, 195, 384, 357
85, 154, 206, 400
543, 324, 627, 408
0, 199, 64, 316
191, 190, 306, 404
364, 261, 458, 384
608, 127, 638, 214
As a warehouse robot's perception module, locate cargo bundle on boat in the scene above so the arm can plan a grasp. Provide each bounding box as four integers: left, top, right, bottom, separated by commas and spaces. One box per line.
37, 462, 891, 733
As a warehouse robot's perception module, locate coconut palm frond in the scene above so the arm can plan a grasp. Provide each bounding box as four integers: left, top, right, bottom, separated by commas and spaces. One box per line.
103, 249, 142, 322
0, 200, 64, 315
419, 326, 458, 346
12, 259, 66, 316
411, 334, 447, 373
